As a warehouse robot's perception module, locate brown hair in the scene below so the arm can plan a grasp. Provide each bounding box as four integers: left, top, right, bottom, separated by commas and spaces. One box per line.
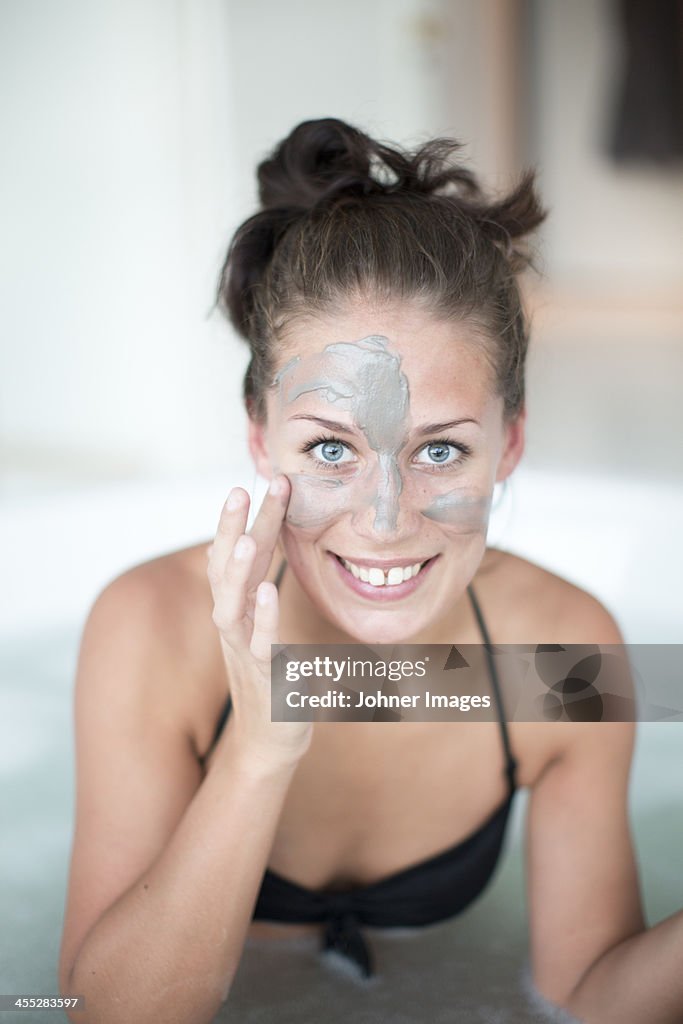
216, 118, 547, 422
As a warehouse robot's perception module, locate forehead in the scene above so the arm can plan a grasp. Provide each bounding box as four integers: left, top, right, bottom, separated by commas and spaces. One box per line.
273, 302, 497, 412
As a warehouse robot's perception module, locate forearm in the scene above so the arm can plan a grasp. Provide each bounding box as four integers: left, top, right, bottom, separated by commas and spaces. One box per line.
66, 724, 298, 1024
566, 908, 683, 1024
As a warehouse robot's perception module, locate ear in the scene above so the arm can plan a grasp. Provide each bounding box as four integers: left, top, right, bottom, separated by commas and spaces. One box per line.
495, 407, 526, 483
247, 415, 273, 480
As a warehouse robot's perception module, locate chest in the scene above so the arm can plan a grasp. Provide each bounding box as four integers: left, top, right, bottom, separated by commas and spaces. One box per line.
262, 719, 549, 891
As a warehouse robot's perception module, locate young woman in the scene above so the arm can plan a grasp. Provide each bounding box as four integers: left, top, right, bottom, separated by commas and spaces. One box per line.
59, 119, 682, 1024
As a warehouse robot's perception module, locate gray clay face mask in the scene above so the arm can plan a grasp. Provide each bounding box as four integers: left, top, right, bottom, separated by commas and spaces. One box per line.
272, 335, 492, 535
274, 335, 408, 532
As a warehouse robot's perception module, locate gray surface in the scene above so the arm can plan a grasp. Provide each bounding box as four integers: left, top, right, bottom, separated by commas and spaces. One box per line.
224, 869, 577, 1024
0, 627, 681, 1023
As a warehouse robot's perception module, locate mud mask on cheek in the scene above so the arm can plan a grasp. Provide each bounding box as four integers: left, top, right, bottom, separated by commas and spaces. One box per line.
422, 489, 492, 530
273, 335, 492, 536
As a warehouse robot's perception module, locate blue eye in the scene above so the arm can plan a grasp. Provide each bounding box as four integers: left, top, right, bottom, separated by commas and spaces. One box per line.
301, 435, 356, 469
426, 443, 451, 463
414, 440, 472, 468
319, 441, 345, 462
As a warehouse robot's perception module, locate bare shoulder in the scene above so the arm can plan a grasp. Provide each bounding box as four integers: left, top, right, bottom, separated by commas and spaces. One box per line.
95, 542, 216, 660
88, 541, 224, 757
475, 548, 628, 787
476, 547, 625, 644
99, 538, 292, 765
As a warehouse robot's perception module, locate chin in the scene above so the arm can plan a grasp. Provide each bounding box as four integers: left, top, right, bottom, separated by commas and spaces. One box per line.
325, 606, 434, 645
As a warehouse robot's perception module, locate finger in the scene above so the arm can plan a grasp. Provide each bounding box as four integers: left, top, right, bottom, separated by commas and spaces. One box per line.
211, 533, 256, 636
249, 581, 279, 664
207, 487, 250, 588
247, 475, 291, 580
249, 475, 290, 547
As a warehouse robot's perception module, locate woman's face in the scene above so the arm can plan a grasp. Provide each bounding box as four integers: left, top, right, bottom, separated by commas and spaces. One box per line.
249, 301, 524, 642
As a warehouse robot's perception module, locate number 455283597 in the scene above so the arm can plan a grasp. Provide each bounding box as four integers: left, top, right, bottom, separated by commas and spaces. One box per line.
0, 995, 85, 1011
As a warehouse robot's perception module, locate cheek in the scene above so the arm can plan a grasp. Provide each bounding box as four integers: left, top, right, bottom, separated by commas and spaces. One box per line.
284, 473, 357, 529
403, 469, 494, 534
421, 490, 492, 534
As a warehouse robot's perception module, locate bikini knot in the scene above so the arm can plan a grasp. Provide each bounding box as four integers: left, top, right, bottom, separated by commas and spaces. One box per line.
321, 899, 374, 978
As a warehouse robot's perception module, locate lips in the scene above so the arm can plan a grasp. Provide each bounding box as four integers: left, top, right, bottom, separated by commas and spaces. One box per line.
329, 552, 436, 600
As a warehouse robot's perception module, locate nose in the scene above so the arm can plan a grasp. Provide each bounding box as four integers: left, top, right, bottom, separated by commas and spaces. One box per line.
372, 453, 402, 533
350, 456, 421, 541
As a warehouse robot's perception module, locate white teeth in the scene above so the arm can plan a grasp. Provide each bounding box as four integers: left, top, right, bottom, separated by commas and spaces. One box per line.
341, 558, 425, 587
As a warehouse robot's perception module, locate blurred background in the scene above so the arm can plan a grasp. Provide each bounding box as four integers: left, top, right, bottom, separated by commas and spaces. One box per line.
1, 0, 682, 639
1, 1, 681, 1020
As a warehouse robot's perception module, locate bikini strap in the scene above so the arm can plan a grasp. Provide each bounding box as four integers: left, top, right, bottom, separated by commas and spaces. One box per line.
274, 558, 287, 589
466, 583, 518, 794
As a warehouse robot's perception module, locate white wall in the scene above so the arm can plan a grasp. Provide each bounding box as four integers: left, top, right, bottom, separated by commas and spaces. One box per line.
0, 0, 246, 481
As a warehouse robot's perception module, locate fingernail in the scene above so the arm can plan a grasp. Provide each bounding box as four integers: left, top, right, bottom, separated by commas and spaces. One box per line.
257, 583, 273, 606
269, 476, 282, 496
234, 535, 252, 559
226, 489, 241, 511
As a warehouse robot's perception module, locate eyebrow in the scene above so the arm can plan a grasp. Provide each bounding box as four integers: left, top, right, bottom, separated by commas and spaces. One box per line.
415, 418, 480, 435
288, 414, 480, 434
288, 415, 356, 433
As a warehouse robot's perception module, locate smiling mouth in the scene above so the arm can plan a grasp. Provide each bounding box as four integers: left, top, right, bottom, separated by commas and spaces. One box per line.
332, 553, 433, 588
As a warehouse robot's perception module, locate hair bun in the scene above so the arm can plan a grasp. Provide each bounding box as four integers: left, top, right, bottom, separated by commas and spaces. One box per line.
256, 118, 514, 214
256, 118, 385, 210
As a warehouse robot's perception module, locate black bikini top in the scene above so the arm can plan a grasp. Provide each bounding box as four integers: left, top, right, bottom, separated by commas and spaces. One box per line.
204, 564, 518, 979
